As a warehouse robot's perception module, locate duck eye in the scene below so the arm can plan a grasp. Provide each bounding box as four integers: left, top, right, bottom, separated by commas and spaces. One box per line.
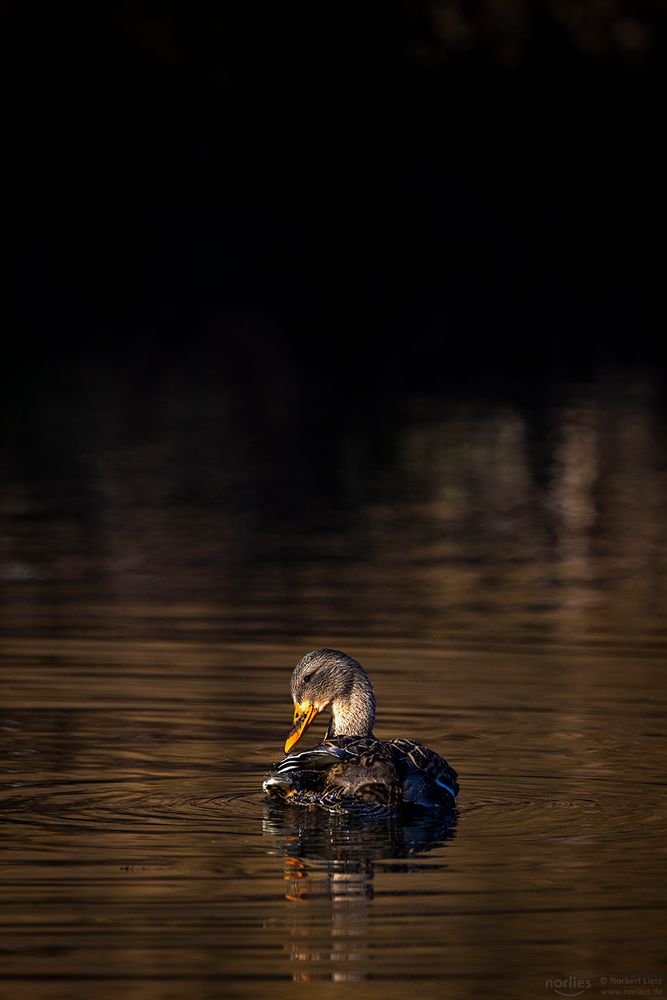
302, 672, 314, 684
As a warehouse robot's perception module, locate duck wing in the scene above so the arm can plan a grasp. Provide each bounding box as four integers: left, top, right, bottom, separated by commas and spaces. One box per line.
387, 738, 459, 808
263, 736, 401, 813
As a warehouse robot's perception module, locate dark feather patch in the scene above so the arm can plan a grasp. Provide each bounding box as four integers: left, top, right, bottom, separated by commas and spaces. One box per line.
264, 735, 458, 812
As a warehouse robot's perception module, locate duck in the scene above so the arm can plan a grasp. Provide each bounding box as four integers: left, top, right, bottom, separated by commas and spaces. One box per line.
263, 648, 459, 813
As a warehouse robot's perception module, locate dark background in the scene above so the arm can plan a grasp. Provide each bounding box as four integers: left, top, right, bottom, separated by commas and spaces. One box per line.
1, 11, 666, 992
2, 0, 665, 393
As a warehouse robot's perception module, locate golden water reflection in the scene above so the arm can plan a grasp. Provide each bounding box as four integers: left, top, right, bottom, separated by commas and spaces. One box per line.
1, 374, 665, 653
1, 370, 665, 997
263, 807, 457, 983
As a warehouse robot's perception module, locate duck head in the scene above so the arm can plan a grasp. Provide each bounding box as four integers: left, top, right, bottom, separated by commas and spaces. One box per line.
284, 648, 376, 753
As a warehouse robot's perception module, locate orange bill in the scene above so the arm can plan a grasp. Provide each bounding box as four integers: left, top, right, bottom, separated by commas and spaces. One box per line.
284, 702, 319, 753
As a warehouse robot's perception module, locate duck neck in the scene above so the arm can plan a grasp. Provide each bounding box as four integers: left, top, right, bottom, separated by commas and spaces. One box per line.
325, 674, 376, 738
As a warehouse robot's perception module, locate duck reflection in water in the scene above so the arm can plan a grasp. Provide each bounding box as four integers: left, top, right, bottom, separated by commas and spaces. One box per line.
262, 804, 457, 982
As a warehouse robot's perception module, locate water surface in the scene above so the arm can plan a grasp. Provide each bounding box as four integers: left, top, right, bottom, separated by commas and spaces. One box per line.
1, 370, 665, 999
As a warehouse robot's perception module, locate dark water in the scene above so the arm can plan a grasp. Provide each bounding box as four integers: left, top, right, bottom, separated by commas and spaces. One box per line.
1, 369, 666, 999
